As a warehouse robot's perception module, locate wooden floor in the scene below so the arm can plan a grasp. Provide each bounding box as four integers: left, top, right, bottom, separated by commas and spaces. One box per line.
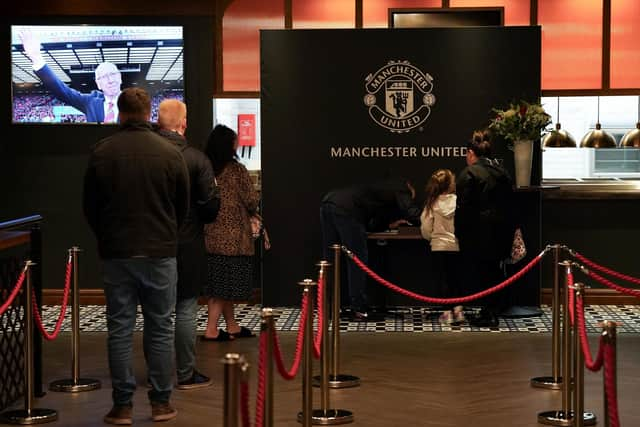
7, 332, 640, 426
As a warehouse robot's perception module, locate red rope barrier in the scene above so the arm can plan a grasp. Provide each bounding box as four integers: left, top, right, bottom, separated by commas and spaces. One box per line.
568, 271, 575, 325
576, 295, 621, 427
576, 297, 604, 372
573, 251, 640, 286
254, 329, 268, 427
272, 293, 308, 380
0, 266, 27, 316
31, 255, 73, 340
241, 379, 251, 427
346, 249, 545, 305
586, 269, 640, 299
313, 275, 323, 360
604, 342, 620, 427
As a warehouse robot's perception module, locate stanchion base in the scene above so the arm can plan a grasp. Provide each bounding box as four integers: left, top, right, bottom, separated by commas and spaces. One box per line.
312, 374, 360, 389
537, 410, 597, 426
0, 408, 58, 425
530, 376, 563, 390
297, 409, 354, 425
49, 378, 101, 393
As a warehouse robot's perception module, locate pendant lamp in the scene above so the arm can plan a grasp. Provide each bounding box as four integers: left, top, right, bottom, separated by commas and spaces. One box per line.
542, 97, 577, 147
579, 96, 617, 148
620, 96, 640, 148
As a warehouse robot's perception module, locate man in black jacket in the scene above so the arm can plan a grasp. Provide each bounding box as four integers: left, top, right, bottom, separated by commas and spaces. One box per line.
83, 88, 189, 425
156, 99, 220, 390
320, 179, 421, 321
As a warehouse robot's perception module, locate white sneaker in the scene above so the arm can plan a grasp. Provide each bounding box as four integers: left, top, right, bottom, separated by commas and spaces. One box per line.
439, 310, 453, 325
452, 306, 465, 325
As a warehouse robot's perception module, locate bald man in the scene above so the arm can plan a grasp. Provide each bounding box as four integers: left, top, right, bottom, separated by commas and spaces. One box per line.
156, 100, 220, 390
20, 29, 122, 123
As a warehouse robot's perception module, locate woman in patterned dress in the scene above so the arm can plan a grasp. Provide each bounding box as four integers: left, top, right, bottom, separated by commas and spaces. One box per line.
201, 124, 259, 340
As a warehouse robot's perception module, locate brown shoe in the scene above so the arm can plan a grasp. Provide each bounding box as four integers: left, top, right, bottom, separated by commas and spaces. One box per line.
151, 402, 177, 422
104, 405, 133, 425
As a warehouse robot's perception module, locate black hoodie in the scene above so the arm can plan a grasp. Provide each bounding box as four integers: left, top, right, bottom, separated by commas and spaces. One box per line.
455, 157, 515, 260
156, 128, 220, 243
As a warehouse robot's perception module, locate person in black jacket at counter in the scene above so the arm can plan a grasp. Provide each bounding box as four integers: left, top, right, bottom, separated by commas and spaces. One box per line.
156, 100, 220, 390
83, 88, 189, 424
456, 130, 515, 327
320, 179, 421, 321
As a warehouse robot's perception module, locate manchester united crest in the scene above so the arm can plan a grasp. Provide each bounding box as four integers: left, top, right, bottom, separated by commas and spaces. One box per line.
364, 60, 435, 133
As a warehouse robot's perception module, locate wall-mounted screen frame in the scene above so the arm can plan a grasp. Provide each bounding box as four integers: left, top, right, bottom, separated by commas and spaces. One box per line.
389, 7, 504, 28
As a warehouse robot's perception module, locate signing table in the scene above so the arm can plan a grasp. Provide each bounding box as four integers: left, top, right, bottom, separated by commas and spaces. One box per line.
367, 227, 423, 241
365, 227, 429, 307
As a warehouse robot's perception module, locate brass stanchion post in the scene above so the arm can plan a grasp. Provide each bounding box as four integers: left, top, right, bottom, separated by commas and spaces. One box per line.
50, 247, 100, 392
262, 308, 275, 427
310, 262, 353, 425
222, 353, 244, 427
240, 358, 251, 426
327, 245, 360, 389
573, 283, 596, 427
601, 320, 617, 427
532, 244, 563, 390
538, 260, 574, 426
297, 279, 316, 427
1, 261, 57, 424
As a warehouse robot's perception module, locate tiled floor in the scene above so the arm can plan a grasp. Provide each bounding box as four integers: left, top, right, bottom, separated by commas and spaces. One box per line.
39, 304, 640, 333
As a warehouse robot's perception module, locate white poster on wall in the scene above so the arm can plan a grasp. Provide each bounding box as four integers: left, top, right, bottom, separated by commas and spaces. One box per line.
213, 98, 261, 171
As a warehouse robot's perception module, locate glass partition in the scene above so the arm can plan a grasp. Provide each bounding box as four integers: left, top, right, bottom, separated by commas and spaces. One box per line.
541, 95, 640, 182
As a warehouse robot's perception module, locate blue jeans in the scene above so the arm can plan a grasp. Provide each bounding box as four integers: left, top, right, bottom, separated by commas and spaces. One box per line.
103, 258, 177, 406
174, 296, 199, 382
320, 202, 368, 311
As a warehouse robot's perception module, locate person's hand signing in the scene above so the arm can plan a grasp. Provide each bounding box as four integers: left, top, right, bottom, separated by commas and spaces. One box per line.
388, 219, 410, 229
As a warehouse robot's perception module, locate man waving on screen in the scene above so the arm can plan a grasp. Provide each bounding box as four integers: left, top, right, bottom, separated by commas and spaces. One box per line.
19, 29, 122, 124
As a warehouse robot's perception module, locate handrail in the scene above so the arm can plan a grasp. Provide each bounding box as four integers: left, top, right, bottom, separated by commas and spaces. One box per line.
0, 215, 44, 232
0, 214, 45, 397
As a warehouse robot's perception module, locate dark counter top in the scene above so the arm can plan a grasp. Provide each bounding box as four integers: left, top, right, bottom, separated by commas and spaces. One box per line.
536, 179, 640, 199
543, 190, 640, 200
541, 183, 640, 199
514, 185, 560, 192
0, 231, 30, 251
368, 228, 423, 240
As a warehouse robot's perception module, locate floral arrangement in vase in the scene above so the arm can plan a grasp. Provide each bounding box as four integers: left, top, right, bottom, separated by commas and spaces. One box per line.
488, 100, 552, 146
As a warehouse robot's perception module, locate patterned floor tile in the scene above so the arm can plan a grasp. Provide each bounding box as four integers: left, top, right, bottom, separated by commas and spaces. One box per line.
37, 304, 640, 334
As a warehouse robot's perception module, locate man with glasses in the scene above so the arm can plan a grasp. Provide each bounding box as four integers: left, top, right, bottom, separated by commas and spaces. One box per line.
19, 29, 122, 123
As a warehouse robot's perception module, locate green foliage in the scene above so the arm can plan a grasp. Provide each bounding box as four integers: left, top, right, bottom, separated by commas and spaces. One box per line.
489, 100, 552, 143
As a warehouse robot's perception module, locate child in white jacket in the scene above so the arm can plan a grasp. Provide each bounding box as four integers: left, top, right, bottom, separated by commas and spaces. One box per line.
420, 169, 464, 325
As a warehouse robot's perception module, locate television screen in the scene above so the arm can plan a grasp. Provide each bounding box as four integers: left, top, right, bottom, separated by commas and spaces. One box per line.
11, 25, 184, 124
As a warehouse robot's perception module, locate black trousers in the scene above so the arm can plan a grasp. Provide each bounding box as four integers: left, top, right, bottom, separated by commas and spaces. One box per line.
460, 254, 506, 312
177, 236, 207, 300
319, 203, 369, 311
431, 251, 460, 310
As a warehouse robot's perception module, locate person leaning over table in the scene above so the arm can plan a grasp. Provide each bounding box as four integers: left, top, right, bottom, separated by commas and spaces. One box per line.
320, 178, 421, 322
